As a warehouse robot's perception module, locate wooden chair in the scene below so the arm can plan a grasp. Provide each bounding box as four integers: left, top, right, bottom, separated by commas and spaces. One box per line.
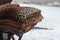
0, 3, 43, 40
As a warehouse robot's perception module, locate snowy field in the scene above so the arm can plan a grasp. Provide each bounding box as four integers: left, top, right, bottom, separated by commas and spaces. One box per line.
12, 3, 60, 40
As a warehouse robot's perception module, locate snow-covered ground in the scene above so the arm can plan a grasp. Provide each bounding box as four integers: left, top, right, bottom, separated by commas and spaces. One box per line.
12, 3, 60, 40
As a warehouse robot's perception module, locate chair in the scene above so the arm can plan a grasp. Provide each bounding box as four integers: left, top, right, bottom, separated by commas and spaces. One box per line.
0, 1, 43, 40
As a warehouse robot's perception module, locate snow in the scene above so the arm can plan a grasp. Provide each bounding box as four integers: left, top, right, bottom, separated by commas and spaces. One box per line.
47, 1, 60, 7
53, 1, 60, 5
13, 3, 60, 40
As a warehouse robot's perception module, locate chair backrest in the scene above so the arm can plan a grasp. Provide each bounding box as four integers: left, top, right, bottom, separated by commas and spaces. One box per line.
0, 3, 21, 34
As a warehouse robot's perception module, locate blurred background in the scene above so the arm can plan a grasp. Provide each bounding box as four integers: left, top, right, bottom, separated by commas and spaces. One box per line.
12, 0, 60, 7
